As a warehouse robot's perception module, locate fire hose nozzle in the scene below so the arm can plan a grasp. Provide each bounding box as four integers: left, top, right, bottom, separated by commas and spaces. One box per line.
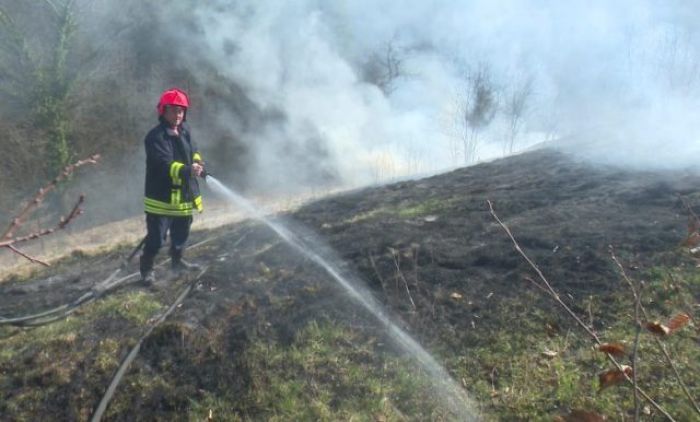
195, 160, 210, 179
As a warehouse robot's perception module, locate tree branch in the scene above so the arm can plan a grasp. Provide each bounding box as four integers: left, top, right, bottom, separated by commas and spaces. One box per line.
6, 244, 49, 266
487, 199, 676, 421
1, 154, 98, 265
611, 252, 700, 416
0, 195, 84, 248
1, 154, 99, 241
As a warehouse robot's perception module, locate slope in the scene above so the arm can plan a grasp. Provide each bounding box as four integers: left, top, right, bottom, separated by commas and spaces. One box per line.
1, 148, 698, 420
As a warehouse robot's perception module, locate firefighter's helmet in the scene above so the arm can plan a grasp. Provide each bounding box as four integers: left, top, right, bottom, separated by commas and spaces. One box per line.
157, 88, 189, 116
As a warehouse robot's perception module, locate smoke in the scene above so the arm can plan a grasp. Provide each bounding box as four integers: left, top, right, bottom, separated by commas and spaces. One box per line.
17, 0, 699, 220
175, 0, 699, 184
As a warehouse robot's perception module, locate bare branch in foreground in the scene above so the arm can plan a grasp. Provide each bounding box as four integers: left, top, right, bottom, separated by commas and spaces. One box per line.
6, 244, 49, 266
0, 195, 84, 248
1, 154, 99, 265
611, 251, 700, 417
487, 199, 676, 421
1, 154, 99, 241
609, 246, 644, 421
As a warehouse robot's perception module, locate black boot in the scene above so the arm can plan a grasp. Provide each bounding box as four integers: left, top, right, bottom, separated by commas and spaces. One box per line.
171, 250, 201, 273
139, 254, 156, 286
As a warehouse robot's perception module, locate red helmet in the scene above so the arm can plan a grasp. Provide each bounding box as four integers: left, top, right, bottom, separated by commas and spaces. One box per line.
157, 88, 189, 116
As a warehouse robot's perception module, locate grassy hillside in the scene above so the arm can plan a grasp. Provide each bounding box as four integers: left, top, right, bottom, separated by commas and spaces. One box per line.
1, 149, 698, 421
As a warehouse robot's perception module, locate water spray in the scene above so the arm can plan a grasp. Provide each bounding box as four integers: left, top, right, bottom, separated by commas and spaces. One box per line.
204, 175, 479, 420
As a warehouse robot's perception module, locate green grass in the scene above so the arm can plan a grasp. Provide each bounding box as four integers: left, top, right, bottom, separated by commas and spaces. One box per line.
95, 290, 164, 324
1, 234, 698, 421
448, 265, 699, 421
188, 319, 448, 421
337, 198, 456, 226
0, 288, 164, 419
395, 198, 453, 218
0, 289, 161, 364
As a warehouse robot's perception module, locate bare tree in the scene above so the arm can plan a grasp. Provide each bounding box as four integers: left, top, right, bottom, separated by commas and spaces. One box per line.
457, 65, 497, 164
503, 75, 533, 155
363, 40, 406, 95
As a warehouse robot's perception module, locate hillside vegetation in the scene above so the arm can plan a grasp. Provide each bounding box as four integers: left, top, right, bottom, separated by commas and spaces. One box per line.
1, 149, 698, 421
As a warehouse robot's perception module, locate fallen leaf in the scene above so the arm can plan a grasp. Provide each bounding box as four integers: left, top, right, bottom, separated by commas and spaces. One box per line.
646, 313, 690, 336
597, 343, 626, 357
667, 313, 691, 333
645, 321, 671, 336
598, 365, 632, 390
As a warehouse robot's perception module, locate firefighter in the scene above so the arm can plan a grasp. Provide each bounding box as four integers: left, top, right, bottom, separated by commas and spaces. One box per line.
139, 88, 205, 285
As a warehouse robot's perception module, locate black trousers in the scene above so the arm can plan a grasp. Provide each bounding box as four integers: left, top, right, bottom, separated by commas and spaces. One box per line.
143, 213, 193, 260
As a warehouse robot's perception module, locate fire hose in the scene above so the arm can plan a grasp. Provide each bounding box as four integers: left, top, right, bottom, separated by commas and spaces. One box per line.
0, 170, 215, 327
0, 230, 228, 327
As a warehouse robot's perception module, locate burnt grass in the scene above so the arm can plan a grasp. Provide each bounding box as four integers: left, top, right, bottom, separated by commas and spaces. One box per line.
1, 148, 699, 420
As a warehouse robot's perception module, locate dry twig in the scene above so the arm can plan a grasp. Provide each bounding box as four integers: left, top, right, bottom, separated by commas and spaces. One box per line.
389, 248, 417, 311
611, 251, 700, 417
1, 154, 99, 265
608, 247, 644, 421
487, 199, 676, 421
368, 252, 390, 300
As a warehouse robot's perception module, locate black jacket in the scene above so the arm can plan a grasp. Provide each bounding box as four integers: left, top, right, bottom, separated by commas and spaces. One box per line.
143, 121, 203, 216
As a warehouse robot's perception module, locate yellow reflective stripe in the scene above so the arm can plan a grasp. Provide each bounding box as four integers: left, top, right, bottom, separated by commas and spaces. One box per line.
144, 195, 202, 216
193, 152, 202, 162
169, 163, 178, 181
145, 197, 195, 211
169, 161, 185, 186
144, 198, 194, 216
144, 205, 194, 217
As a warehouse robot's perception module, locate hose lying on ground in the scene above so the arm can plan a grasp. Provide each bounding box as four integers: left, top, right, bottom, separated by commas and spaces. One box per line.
90, 266, 209, 422
0, 232, 238, 327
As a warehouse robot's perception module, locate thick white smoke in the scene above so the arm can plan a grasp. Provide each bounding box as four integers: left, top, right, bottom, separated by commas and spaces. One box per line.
70, 0, 700, 198
185, 0, 700, 187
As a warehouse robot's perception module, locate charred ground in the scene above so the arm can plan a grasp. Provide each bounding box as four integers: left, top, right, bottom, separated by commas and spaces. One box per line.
1, 149, 698, 420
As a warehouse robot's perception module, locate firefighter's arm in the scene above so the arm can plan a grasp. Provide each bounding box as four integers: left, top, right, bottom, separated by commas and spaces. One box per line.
146, 134, 195, 185
146, 135, 176, 181
181, 125, 204, 178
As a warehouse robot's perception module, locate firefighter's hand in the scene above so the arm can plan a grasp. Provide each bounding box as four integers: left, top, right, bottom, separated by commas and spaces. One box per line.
192, 162, 204, 177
